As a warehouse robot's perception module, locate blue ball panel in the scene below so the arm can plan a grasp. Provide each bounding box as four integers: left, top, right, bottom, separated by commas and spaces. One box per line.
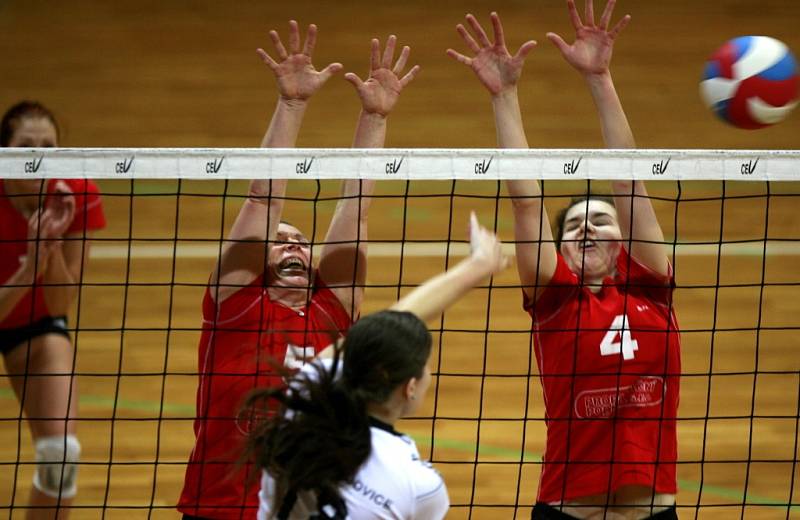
731, 36, 754, 61
712, 99, 733, 123
703, 61, 722, 81
757, 51, 798, 81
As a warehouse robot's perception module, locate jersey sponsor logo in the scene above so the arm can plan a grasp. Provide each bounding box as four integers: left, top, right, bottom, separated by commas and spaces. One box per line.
574, 376, 665, 419
351, 478, 394, 510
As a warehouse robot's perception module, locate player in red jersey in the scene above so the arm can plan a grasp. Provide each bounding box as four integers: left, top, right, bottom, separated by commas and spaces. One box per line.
449, 2, 679, 519
177, 21, 419, 520
1, 101, 106, 519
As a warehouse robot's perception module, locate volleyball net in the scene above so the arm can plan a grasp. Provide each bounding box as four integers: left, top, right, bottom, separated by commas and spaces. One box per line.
1, 148, 799, 519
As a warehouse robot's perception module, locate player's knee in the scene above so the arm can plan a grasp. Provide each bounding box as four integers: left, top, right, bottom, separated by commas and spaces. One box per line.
32, 435, 80, 499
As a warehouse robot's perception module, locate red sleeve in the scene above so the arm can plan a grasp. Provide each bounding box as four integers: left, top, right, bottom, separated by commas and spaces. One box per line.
204, 274, 270, 325
615, 247, 674, 305
52, 179, 106, 234
311, 275, 354, 332
522, 253, 579, 322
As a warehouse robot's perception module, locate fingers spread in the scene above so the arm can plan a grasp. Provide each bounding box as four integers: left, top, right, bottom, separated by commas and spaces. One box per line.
585, 0, 595, 26
490, 12, 506, 49
269, 30, 288, 60
287, 20, 300, 53
399, 64, 420, 88
382, 35, 397, 69
546, 32, 570, 55
319, 62, 344, 83
566, 0, 584, 30
466, 13, 492, 47
513, 40, 538, 62
303, 23, 317, 56
446, 48, 472, 66
456, 24, 481, 54
256, 49, 279, 70
393, 45, 410, 75
609, 13, 631, 39
370, 38, 381, 71
343, 72, 366, 94
598, 0, 616, 29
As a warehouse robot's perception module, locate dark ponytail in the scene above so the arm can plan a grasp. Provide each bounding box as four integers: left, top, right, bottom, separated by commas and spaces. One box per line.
243, 310, 432, 517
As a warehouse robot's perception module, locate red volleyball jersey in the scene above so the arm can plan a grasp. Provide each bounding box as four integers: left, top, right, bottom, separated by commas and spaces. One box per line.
177, 275, 352, 519
0, 179, 106, 329
525, 247, 680, 502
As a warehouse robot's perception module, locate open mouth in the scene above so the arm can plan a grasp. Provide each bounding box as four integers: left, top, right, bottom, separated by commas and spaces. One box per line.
278, 256, 307, 274
579, 239, 596, 251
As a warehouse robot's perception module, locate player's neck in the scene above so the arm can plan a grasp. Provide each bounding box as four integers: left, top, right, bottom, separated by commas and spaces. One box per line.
268, 285, 310, 310
366, 404, 400, 427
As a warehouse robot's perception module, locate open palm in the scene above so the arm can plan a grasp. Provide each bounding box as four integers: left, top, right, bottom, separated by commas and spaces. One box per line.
257, 20, 342, 101
345, 36, 420, 117
547, 0, 630, 76
447, 13, 536, 96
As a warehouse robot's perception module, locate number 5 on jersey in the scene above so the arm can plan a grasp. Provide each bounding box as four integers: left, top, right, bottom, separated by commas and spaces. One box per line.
600, 314, 639, 360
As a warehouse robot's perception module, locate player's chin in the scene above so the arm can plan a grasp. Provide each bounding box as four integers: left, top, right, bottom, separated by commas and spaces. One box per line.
277, 272, 312, 288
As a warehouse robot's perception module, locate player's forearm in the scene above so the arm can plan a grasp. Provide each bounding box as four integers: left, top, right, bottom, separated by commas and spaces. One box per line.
352, 111, 387, 148
260, 97, 309, 148
585, 72, 635, 149
391, 256, 492, 323
492, 87, 529, 149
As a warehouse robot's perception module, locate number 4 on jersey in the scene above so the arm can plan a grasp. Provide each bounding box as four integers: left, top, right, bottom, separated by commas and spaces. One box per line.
599, 314, 639, 360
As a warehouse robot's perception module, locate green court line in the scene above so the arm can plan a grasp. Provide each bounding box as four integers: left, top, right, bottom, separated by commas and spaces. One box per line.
1, 388, 797, 512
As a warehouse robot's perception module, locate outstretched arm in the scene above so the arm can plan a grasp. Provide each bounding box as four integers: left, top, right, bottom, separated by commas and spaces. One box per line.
448, 12, 556, 302
549, 0, 667, 274
391, 213, 508, 321
211, 21, 342, 302
319, 36, 420, 317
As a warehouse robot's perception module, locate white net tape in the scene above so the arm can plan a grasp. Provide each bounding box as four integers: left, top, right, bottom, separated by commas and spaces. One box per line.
1, 148, 799, 180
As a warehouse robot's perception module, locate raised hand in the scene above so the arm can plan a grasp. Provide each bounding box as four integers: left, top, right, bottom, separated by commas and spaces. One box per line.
546, 0, 631, 76
257, 20, 343, 101
447, 12, 537, 96
344, 35, 420, 117
469, 212, 508, 275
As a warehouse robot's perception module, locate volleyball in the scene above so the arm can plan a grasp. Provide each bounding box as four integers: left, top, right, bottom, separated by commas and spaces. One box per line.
700, 36, 799, 129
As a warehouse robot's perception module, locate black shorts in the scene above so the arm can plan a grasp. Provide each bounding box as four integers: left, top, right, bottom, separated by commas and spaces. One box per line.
0, 316, 70, 354
532, 502, 678, 519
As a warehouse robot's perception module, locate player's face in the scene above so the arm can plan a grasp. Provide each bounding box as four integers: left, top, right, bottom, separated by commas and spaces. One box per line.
560, 200, 622, 281
268, 223, 312, 287
7, 117, 58, 148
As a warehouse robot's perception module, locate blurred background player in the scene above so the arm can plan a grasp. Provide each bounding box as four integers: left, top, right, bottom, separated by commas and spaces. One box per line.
0, 101, 106, 519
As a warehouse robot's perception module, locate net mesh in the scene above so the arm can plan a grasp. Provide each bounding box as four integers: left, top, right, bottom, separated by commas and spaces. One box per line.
1, 149, 799, 519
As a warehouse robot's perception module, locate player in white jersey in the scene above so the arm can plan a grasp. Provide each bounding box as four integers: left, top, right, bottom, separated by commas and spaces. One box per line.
245, 213, 508, 519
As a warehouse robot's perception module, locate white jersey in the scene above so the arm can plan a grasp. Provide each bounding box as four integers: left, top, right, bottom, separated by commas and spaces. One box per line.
257, 359, 449, 520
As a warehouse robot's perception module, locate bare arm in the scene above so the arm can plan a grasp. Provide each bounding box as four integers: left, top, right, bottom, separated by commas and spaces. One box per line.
391, 213, 508, 321
319, 36, 420, 317
549, 0, 667, 274
211, 21, 342, 302
448, 12, 556, 301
